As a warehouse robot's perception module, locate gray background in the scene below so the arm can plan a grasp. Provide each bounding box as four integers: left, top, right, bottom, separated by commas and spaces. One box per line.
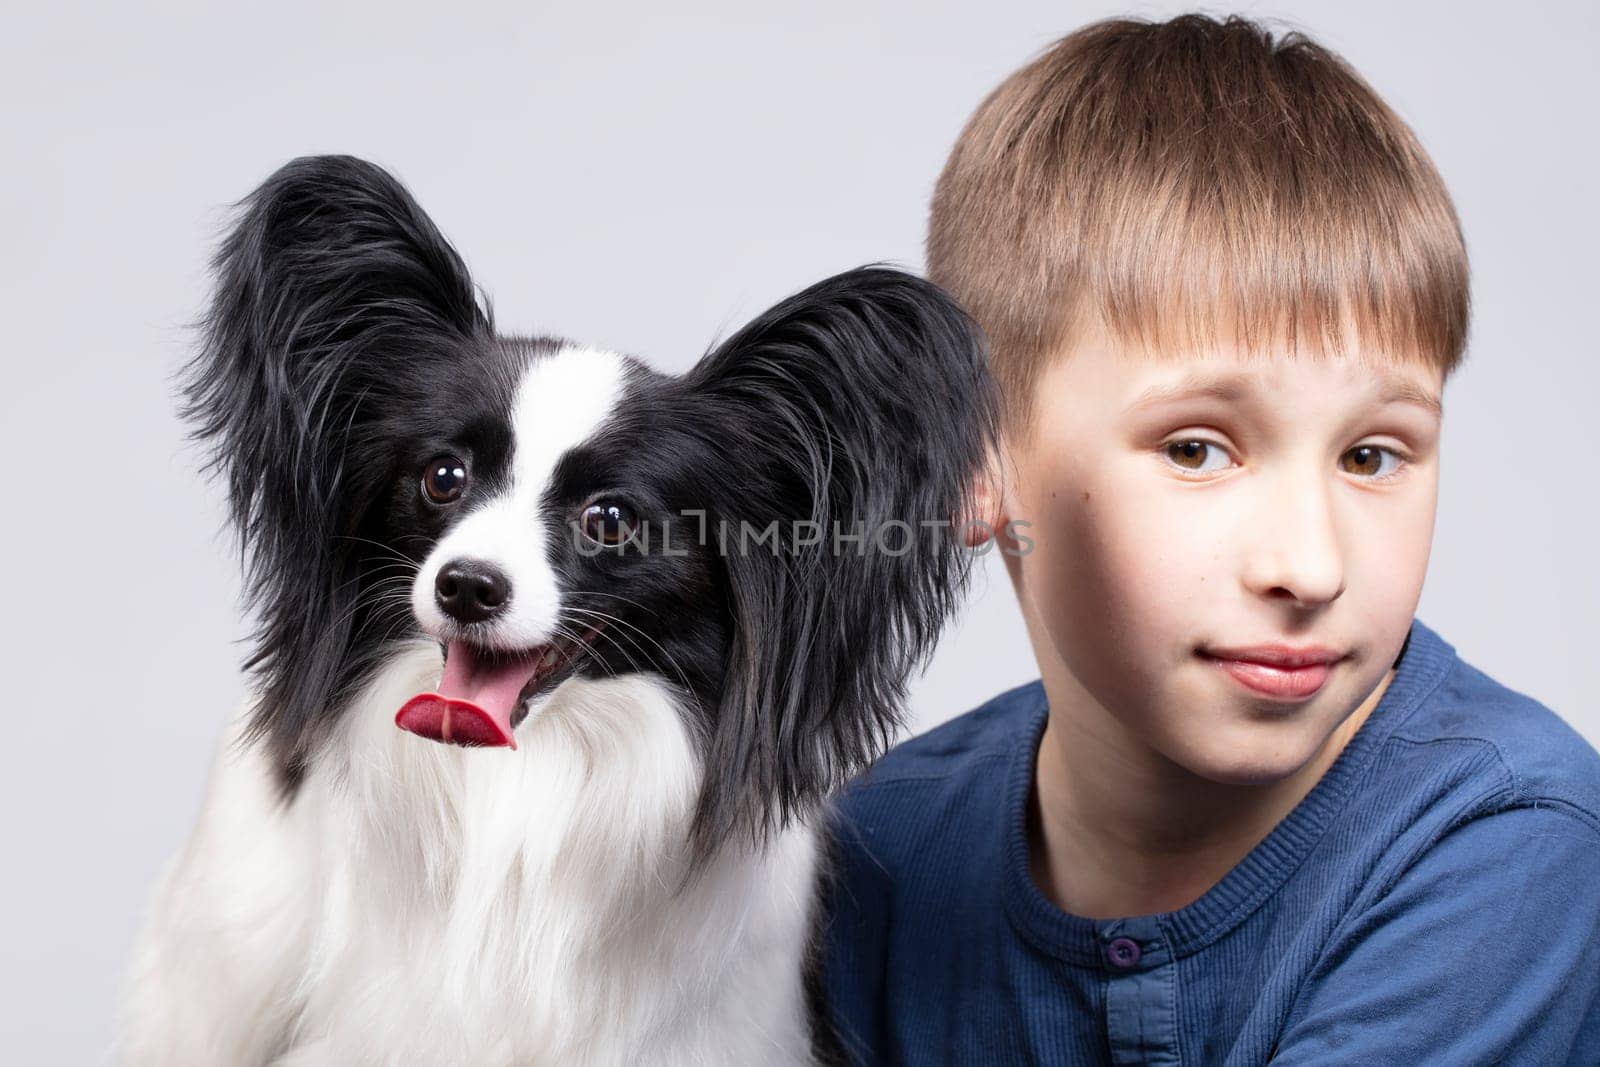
3, 0, 1596, 1060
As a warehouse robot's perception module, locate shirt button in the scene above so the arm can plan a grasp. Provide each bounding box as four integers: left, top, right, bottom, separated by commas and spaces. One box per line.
1104, 936, 1142, 969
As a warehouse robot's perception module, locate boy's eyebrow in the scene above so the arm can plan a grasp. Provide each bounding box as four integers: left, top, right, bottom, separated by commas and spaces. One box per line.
1126, 372, 1444, 418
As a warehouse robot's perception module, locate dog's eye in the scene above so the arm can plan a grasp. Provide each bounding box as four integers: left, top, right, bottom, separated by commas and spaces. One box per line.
422, 456, 469, 505
579, 500, 639, 546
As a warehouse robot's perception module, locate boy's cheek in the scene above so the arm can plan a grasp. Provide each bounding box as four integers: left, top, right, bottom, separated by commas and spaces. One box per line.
1017, 477, 1181, 654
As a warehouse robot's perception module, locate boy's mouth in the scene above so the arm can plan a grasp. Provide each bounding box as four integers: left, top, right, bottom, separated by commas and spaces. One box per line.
394, 624, 607, 748
1198, 645, 1345, 701
1199, 643, 1344, 668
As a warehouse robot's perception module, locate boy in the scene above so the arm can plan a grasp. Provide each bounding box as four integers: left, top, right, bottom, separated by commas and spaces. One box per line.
817, 14, 1600, 1065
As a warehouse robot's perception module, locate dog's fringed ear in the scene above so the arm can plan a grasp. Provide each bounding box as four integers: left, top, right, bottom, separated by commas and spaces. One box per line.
179, 155, 491, 797
681, 265, 1001, 863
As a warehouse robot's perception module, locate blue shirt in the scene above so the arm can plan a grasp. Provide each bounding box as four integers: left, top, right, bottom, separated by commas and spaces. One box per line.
817, 617, 1600, 1064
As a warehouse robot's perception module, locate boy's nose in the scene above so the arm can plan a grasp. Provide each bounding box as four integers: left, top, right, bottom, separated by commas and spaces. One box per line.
1241, 484, 1346, 607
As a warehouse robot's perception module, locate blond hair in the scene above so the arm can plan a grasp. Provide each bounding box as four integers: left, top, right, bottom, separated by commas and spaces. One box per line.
927, 14, 1470, 437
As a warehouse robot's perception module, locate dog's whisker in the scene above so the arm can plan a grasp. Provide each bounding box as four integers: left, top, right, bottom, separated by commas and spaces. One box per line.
333, 534, 423, 569
563, 606, 696, 696
563, 621, 647, 683
563, 589, 663, 618
545, 620, 633, 686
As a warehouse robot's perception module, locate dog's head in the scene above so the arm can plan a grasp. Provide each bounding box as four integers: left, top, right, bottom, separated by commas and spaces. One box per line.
185, 155, 1000, 860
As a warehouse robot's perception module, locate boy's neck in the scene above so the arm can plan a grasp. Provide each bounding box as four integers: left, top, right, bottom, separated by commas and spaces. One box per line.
1026, 666, 1394, 920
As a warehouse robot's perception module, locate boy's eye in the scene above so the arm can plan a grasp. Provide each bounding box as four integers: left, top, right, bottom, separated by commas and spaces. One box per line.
1339, 445, 1404, 480
1162, 439, 1407, 480
1164, 439, 1232, 475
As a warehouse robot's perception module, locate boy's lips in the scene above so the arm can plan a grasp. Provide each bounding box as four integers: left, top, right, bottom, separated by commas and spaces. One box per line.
1198, 645, 1347, 701
1201, 644, 1344, 668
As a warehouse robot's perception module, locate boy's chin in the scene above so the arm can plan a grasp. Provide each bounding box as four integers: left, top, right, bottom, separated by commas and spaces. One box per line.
1160, 702, 1349, 788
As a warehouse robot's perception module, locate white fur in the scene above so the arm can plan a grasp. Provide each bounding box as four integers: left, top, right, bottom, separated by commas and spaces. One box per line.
410, 345, 630, 651
118, 645, 822, 1065
121, 345, 824, 1064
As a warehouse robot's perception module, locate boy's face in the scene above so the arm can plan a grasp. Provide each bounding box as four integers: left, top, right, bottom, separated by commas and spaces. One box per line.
994, 324, 1444, 785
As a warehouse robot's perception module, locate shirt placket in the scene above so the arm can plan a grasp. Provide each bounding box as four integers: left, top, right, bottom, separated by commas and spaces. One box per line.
1097, 915, 1181, 1065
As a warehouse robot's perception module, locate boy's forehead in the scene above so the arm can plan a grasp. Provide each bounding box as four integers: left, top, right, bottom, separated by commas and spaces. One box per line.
1030, 334, 1445, 433
1122, 362, 1444, 419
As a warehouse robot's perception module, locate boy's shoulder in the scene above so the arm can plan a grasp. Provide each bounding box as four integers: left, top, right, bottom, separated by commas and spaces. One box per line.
836, 675, 1045, 816
1394, 632, 1600, 828
855, 676, 1044, 783
823, 676, 1045, 868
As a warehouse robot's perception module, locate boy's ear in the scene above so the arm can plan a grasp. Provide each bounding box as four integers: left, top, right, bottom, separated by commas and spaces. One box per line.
956, 447, 1008, 548
181, 154, 491, 793
680, 265, 1001, 863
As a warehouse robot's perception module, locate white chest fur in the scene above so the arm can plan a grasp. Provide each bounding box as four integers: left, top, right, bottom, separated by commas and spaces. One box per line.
120, 642, 822, 1066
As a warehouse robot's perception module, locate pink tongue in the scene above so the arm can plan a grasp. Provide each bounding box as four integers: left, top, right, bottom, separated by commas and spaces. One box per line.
394, 641, 542, 750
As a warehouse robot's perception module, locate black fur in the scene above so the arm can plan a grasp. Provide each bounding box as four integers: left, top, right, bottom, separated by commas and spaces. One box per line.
677, 268, 1000, 862
182, 155, 1002, 875
179, 155, 501, 794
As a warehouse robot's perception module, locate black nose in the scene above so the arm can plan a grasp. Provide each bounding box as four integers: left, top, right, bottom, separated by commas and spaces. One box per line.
435, 559, 511, 624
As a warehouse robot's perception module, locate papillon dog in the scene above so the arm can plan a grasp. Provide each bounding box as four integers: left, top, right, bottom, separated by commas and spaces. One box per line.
117, 155, 998, 1065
